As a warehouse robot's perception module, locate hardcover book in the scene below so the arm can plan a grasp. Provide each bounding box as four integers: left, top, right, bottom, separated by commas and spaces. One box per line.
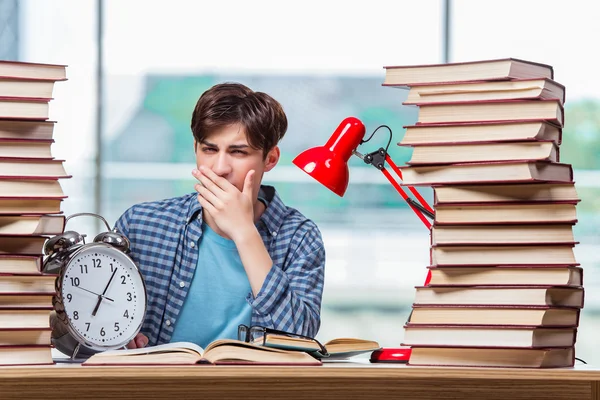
83, 339, 322, 366
383, 58, 553, 86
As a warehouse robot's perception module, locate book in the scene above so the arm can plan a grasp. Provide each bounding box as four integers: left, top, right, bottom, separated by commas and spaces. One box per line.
399, 121, 562, 146
83, 339, 322, 366
402, 325, 576, 348
0, 78, 56, 99
407, 347, 574, 368
0, 98, 50, 120
405, 141, 558, 165
0, 60, 67, 81
0, 255, 43, 274
408, 305, 580, 327
0, 180, 65, 198
416, 99, 563, 126
433, 183, 579, 205
0, 309, 52, 329
0, 215, 65, 235
434, 203, 577, 225
431, 225, 575, 245
0, 139, 54, 159
399, 161, 573, 186
0, 198, 63, 215
431, 245, 577, 266
0, 158, 70, 179
0, 120, 55, 140
426, 266, 582, 286
0, 293, 54, 309
0, 236, 48, 255
0, 345, 53, 365
402, 78, 565, 105
258, 334, 381, 359
382, 58, 553, 86
413, 286, 584, 308
0, 274, 56, 294
0, 328, 51, 346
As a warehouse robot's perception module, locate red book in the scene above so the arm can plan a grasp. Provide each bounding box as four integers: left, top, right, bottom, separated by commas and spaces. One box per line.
0, 60, 67, 81
406, 346, 574, 368
0, 345, 54, 366
399, 120, 562, 146
383, 58, 553, 86
415, 99, 564, 126
0, 157, 70, 179
399, 161, 573, 186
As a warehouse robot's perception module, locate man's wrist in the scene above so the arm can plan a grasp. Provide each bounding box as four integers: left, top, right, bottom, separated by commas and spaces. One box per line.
231, 222, 259, 244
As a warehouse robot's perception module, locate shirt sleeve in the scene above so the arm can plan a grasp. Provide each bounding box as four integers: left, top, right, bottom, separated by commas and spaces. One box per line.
247, 222, 325, 338
114, 206, 134, 238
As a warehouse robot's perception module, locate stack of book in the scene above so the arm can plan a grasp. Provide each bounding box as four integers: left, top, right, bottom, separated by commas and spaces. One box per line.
384, 58, 583, 368
0, 60, 69, 365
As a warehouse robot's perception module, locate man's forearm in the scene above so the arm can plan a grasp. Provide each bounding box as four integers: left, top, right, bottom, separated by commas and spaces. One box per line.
234, 226, 274, 296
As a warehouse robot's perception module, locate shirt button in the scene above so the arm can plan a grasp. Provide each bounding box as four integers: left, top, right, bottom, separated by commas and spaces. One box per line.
179, 281, 185, 288
190, 241, 195, 248
165, 320, 171, 326
272, 231, 277, 237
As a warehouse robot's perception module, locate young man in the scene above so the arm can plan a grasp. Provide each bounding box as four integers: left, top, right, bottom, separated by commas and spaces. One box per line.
115, 83, 325, 349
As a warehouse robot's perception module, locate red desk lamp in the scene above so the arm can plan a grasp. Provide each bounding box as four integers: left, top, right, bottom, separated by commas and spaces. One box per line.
293, 116, 434, 226
293, 116, 435, 363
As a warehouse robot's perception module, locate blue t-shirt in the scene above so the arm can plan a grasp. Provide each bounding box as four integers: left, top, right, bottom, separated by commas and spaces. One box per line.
170, 223, 252, 348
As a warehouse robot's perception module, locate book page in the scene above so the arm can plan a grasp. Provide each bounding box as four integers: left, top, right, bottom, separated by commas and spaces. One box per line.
96, 341, 204, 357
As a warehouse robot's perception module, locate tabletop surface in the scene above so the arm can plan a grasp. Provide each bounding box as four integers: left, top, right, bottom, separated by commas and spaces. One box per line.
2, 360, 600, 381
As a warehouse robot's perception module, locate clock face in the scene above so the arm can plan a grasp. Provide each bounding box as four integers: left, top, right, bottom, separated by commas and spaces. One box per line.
59, 243, 146, 350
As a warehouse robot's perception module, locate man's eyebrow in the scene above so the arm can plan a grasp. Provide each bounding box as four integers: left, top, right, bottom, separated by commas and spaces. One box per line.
199, 140, 250, 150
228, 144, 250, 150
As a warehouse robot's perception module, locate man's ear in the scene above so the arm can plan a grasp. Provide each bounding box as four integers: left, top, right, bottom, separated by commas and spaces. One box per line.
264, 146, 280, 172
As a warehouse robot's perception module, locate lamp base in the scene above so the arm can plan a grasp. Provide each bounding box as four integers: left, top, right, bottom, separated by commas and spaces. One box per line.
370, 347, 412, 363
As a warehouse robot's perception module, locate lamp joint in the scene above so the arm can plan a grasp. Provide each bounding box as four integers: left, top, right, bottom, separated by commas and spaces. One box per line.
363, 148, 387, 170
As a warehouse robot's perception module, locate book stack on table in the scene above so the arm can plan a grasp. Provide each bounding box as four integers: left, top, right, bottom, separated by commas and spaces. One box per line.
383, 58, 583, 368
0, 60, 69, 366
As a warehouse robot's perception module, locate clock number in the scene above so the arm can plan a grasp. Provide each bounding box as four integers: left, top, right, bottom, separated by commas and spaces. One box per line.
121, 275, 127, 284
126, 292, 132, 301
66, 293, 72, 302
123, 309, 129, 318
92, 258, 102, 268
80, 264, 88, 274
85, 322, 91, 332
110, 263, 115, 272
100, 327, 106, 337
70, 277, 80, 287
73, 311, 79, 320
114, 322, 120, 332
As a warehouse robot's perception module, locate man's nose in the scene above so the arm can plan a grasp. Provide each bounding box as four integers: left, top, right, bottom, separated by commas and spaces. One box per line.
211, 152, 232, 177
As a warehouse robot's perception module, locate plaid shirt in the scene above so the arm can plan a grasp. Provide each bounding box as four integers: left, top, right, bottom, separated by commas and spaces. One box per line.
114, 185, 325, 346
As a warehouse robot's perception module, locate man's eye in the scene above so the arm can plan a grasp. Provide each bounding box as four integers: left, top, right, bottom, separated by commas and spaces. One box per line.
231, 150, 247, 155
202, 147, 217, 153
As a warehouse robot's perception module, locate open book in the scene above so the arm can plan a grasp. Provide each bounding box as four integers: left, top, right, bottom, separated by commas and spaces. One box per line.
258, 334, 381, 360
82, 339, 322, 366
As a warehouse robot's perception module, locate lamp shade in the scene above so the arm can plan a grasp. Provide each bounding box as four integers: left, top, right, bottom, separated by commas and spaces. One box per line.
292, 117, 366, 197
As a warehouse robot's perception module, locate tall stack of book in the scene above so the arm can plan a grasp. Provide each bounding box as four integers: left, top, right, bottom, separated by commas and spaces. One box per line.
383, 58, 583, 368
0, 61, 69, 365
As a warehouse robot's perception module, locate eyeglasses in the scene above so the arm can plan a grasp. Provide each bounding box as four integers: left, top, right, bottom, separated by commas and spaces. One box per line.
237, 324, 329, 357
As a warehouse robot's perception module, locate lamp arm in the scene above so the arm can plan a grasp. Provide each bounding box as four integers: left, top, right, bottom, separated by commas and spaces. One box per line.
355, 148, 434, 229
380, 167, 432, 229
385, 155, 435, 216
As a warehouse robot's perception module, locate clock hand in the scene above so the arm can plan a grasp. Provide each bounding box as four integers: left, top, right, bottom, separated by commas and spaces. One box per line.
92, 268, 118, 317
74, 286, 114, 302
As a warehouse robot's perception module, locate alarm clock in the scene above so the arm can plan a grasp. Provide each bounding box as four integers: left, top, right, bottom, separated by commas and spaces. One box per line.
43, 212, 147, 359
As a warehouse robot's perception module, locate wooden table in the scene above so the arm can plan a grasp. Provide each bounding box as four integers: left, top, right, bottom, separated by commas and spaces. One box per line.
1, 362, 600, 400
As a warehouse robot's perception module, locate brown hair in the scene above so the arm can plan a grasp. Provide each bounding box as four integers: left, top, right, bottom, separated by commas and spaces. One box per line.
191, 83, 288, 157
